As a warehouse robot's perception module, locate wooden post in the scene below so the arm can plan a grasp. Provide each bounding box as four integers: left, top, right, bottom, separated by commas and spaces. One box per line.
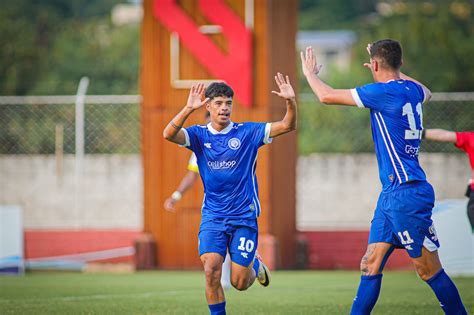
141, 0, 298, 269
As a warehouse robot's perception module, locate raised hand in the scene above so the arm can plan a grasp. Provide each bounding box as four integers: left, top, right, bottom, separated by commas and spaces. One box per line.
271, 72, 295, 100
186, 83, 210, 110
300, 46, 323, 77
363, 43, 373, 71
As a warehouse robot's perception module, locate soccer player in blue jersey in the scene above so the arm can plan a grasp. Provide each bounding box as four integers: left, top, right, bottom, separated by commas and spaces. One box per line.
301, 40, 467, 315
163, 73, 297, 315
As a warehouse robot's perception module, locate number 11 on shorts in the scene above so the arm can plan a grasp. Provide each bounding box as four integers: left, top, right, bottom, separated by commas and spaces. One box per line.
398, 230, 414, 245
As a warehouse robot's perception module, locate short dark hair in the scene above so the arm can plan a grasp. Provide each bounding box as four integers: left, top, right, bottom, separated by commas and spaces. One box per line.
205, 82, 234, 100
370, 39, 402, 70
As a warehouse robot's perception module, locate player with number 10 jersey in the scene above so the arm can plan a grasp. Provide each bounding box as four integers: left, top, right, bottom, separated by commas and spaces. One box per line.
163, 73, 298, 315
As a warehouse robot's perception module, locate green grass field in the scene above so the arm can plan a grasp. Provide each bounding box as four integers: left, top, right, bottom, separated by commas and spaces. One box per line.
0, 270, 472, 314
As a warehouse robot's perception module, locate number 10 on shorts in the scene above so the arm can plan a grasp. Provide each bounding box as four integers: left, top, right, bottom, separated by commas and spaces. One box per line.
237, 237, 255, 253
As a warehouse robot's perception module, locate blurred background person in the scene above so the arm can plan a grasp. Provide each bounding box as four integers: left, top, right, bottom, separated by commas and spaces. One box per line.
424, 129, 474, 232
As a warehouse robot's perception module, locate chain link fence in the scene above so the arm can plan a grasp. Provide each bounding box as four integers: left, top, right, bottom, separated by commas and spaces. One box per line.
0, 95, 143, 230
0, 93, 472, 155
0, 96, 140, 155
298, 92, 474, 154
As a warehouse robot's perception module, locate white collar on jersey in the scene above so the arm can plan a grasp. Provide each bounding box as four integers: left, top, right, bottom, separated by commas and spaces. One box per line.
207, 121, 234, 135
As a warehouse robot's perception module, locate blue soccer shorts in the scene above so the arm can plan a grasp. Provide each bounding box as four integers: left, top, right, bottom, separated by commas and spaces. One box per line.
368, 180, 440, 258
198, 218, 258, 267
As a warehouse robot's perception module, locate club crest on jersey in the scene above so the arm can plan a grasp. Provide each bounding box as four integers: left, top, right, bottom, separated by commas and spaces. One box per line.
228, 138, 241, 150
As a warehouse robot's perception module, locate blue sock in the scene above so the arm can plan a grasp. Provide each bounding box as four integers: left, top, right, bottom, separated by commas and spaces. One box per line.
252, 256, 260, 276
426, 269, 467, 315
208, 301, 226, 315
350, 274, 383, 315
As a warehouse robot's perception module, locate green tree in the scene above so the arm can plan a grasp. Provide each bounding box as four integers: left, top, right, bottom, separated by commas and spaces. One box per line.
31, 21, 139, 95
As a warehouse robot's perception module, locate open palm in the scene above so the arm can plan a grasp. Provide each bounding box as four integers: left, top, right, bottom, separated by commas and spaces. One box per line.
300, 46, 323, 77
186, 83, 209, 110
272, 72, 295, 100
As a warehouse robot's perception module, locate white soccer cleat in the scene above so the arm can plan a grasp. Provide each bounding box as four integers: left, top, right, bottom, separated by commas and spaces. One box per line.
255, 253, 271, 287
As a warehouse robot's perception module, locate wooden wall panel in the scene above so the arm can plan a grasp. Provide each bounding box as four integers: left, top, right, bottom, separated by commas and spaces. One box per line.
141, 0, 298, 269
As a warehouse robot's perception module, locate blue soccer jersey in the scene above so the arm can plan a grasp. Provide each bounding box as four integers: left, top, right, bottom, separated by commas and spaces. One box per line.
351, 80, 429, 191
181, 121, 272, 221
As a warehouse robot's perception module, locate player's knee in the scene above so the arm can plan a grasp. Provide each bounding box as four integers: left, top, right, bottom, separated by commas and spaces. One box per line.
231, 280, 248, 291
203, 264, 221, 286
416, 267, 432, 281
231, 275, 250, 291
415, 263, 437, 281
360, 254, 381, 276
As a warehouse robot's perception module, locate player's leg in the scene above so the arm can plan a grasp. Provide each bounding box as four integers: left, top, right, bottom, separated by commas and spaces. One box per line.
350, 242, 394, 315
230, 260, 256, 290
228, 220, 270, 290
230, 252, 270, 290
466, 185, 474, 232
409, 247, 467, 315
200, 253, 225, 304
199, 226, 229, 315
350, 196, 397, 315
394, 182, 467, 315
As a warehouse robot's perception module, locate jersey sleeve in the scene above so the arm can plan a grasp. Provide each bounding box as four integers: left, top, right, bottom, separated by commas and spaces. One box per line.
247, 122, 273, 147
350, 83, 387, 111
181, 125, 200, 152
187, 153, 199, 173
455, 132, 474, 152
413, 82, 428, 104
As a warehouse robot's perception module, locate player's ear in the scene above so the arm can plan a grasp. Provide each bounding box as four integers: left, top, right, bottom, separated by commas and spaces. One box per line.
373, 59, 379, 72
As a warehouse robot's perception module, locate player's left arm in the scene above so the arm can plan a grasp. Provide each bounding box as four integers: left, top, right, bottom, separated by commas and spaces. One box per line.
400, 72, 432, 104
269, 72, 298, 138
301, 46, 357, 107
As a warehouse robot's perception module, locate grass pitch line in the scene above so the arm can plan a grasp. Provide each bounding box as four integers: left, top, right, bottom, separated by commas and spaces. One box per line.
0, 289, 194, 304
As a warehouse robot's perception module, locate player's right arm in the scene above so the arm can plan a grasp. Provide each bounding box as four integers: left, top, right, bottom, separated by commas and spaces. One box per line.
424, 129, 457, 143
301, 46, 357, 106
163, 83, 209, 145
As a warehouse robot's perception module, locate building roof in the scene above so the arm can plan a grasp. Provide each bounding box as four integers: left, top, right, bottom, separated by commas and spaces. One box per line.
297, 31, 357, 49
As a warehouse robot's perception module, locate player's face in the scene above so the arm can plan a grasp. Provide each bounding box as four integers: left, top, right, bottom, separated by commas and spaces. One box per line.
206, 96, 233, 126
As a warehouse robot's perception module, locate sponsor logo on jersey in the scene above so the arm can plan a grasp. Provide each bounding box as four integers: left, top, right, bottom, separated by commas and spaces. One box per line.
204, 143, 212, 149
228, 137, 241, 150
241, 252, 248, 258
207, 160, 237, 170
388, 174, 394, 182
405, 145, 420, 157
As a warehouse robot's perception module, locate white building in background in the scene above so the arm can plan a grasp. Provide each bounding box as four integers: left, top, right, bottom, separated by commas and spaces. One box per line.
297, 31, 357, 72
111, 3, 143, 26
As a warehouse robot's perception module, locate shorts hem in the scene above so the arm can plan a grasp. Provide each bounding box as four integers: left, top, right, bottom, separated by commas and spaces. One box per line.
199, 251, 226, 259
